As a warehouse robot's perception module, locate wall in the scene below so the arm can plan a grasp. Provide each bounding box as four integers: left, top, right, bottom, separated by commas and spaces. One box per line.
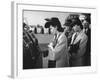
0, 0, 99, 80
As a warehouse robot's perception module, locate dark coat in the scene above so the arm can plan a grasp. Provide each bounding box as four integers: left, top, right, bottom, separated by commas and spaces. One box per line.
23, 30, 42, 69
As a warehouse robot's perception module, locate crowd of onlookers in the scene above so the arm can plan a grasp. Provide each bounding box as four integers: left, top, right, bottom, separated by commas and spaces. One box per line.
23, 13, 91, 69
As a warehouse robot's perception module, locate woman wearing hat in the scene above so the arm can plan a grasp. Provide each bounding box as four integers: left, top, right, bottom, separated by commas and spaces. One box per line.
44, 17, 69, 68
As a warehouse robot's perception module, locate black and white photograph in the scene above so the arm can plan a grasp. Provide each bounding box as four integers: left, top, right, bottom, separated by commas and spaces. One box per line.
23, 10, 91, 69
11, 2, 97, 78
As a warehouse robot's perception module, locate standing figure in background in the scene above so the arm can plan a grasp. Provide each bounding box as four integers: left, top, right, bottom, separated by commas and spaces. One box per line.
63, 14, 80, 46
44, 17, 69, 68
79, 14, 91, 66
69, 18, 88, 67
63, 19, 74, 46
23, 22, 42, 69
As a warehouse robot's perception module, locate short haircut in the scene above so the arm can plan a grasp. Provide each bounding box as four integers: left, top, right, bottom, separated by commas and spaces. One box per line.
71, 18, 83, 29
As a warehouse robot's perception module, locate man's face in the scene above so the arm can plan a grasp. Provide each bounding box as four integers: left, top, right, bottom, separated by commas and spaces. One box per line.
50, 25, 57, 34
73, 25, 80, 32
82, 20, 89, 29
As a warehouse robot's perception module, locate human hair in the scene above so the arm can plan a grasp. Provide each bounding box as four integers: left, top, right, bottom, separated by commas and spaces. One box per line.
71, 18, 83, 29
45, 17, 64, 32
51, 20, 64, 32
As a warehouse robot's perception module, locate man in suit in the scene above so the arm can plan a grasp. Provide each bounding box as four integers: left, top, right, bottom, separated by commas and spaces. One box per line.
69, 18, 88, 67
79, 14, 91, 66
45, 17, 69, 68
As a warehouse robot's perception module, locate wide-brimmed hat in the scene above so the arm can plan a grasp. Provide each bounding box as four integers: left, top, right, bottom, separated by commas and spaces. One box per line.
63, 19, 72, 27
44, 17, 61, 28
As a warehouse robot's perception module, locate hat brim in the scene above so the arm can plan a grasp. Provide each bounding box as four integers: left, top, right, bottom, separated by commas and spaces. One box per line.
45, 18, 51, 21
44, 21, 52, 28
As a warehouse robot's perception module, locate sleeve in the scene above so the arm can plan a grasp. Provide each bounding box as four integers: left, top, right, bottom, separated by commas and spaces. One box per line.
74, 35, 88, 58
51, 35, 68, 60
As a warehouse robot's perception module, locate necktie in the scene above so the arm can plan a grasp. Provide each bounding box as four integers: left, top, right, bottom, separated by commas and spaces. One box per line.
72, 33, 77, 44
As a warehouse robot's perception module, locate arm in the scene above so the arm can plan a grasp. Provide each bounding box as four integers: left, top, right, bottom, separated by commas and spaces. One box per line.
51, 35, 68, 60
72, 35, 88, 58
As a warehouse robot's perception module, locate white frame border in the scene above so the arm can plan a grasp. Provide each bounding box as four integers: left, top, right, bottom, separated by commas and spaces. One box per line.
11, 1, 97, 79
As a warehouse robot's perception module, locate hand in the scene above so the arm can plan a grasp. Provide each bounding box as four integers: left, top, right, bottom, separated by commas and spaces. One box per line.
48, 43, 53, 47
48, 45, 53, 51
48, 42, 53, 49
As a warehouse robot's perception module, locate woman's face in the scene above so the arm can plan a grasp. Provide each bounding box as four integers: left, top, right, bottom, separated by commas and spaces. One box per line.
73, 25, 80, 32
65, 26, 70, 31
50, 25, 57, 34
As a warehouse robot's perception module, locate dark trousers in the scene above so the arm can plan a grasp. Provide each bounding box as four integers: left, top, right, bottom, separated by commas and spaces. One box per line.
48, 60, 56, 68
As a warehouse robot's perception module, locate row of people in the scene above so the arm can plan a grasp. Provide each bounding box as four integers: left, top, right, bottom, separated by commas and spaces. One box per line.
23, 13, 91, 69
44, 14, 91, 67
